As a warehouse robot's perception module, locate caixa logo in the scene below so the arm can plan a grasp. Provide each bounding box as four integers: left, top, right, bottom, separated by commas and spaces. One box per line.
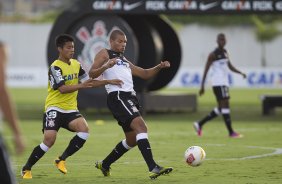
181, 72, 233, 86
181, 72, 201, 86
247, 72, 282, 86
92, 1, 122, 10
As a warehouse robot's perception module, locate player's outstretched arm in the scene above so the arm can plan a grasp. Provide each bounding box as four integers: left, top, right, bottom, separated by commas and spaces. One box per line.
130, 60, 170, 80
57, 82, 88, 94
199, 53, 214, 96
58, 78, 123, 94
89, 49, 117, 79
89, 79, 123, 88
227, 62, 247, 78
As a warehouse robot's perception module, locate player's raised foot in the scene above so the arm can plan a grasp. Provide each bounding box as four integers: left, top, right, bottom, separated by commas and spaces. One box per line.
21, 168, 32, 179
55, 158, 67, 174
95, 161, 111, 176
149, 165, 173, 179
193, 122, 202, 136
229, 132, 243, 138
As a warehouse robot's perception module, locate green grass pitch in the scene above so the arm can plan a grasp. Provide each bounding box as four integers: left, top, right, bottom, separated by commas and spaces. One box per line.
3, 88, 282, 184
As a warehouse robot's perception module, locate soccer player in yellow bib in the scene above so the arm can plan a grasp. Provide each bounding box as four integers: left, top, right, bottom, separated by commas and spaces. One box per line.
21, 34, 123, 179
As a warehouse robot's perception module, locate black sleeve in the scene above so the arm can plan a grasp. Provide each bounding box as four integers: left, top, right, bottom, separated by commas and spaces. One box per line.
48, 66, 65, 90
78, 64, 89, 82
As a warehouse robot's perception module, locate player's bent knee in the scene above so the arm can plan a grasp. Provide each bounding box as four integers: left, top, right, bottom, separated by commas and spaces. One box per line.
43, 131, 57, 147
125, 139, 137, 147
78, 126, 89, 133
131, 118, 147, 133
43, 139, 56, 147
69, 118, 89, 132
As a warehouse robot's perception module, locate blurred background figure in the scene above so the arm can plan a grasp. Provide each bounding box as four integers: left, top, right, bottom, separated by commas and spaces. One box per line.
0, 41, 25, 184
193, 33, 247, 138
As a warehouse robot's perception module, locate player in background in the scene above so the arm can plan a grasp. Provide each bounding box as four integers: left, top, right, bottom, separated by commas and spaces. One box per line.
0, 41, 25, 184
194, 33, 247, 138
21, 34, 123, 179
89, 29, 173, 179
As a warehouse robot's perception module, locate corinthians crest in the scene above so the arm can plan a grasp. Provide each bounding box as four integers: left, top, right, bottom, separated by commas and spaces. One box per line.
76, 21, 119, 73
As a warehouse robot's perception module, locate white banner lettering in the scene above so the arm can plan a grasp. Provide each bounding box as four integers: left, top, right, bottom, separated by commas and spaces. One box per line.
168, 67, 282, 88
7, 67, 48, 88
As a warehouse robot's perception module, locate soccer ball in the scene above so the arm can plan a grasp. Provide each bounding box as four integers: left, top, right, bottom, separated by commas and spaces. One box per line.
184, 146, 206, 167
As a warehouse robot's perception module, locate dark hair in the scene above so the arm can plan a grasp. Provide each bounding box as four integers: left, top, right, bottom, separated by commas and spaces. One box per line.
55, 34, 74, 48
217, 33, 225, 39
110, 29, 125, 41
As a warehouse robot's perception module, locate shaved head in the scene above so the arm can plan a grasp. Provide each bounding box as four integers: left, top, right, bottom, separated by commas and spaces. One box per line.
110, 29, 125, 41
217, 33, 226, 48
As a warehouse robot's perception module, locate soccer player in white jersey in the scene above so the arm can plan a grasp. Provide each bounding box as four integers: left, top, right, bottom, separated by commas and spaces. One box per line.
193, 33, 246, 138
89, 29, 173, 179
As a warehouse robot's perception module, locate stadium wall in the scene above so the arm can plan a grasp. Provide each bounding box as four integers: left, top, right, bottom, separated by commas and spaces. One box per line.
0, 23, 281, 88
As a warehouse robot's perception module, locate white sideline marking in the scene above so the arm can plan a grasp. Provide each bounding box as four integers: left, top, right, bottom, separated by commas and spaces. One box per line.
14, 160, 167, 167
205, 144, 282, 160
13, 145, 282, 168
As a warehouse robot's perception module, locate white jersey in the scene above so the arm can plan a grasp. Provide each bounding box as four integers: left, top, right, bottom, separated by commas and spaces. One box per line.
102, 50, 134, 93
210, 48, 230, 87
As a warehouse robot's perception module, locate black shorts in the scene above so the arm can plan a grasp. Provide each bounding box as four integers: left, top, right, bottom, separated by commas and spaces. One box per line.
42, 110, 82, 132
213, 86, 230, 101
107, 91, 141, 132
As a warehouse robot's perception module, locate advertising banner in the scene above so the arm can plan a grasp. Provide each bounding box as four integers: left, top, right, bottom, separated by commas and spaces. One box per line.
7, 67, 282, 88
78, 0, 282, 14
7, 67, 48, 88
169, 67, 282, 88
